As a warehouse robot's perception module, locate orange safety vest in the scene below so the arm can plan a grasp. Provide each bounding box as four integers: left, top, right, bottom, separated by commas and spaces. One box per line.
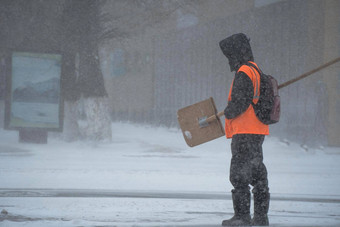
225, 62, 269, 139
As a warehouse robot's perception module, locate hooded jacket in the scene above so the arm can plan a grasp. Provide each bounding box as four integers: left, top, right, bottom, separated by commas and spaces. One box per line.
219, 33, 269, 138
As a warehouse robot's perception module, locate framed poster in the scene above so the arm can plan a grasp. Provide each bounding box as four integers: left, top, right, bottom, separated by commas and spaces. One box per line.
5, 51, 63, 131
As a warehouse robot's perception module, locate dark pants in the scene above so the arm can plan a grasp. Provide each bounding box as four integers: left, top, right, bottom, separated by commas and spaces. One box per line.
230, 134, 268, 193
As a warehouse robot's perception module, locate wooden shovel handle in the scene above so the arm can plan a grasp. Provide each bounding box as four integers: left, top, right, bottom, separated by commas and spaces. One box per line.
217, 111, 224, 118
205, 111, 224, 123
278, 57, 340, 89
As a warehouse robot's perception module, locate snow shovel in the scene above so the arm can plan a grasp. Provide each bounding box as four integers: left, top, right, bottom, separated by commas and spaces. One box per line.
177, 57, 340, 147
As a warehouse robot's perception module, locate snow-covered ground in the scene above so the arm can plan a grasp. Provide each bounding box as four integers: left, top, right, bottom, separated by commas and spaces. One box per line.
0, 122, 340, 226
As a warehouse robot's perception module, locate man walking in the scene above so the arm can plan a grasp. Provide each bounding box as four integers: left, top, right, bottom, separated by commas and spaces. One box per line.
219, 33, 270, 226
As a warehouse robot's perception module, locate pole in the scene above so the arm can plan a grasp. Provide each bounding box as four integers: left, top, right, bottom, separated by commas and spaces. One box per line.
278, 57, 340, 89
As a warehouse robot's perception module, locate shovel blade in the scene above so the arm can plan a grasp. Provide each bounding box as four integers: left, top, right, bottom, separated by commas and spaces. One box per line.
177, 97, 225, 147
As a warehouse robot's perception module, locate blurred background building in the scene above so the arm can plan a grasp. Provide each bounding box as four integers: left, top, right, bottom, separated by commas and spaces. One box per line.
98, 0, 340, 147
1, 0, 339, 147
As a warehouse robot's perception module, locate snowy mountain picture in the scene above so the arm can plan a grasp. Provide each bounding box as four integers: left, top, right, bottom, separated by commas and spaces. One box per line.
8, 52, 62, 129
12, 77, 60, 104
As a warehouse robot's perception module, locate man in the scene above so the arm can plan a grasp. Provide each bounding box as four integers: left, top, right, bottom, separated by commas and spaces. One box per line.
219, 33, 270, 226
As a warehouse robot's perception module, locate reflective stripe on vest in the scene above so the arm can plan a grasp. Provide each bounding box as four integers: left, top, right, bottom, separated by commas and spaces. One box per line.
248, 66, 260, 100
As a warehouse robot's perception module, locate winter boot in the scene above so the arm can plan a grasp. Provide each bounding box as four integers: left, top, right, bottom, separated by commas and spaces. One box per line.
251, 188, 270, 226
222, 189, 251, 226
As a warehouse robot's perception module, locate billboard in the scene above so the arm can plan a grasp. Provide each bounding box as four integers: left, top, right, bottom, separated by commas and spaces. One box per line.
5, 51, 63, 131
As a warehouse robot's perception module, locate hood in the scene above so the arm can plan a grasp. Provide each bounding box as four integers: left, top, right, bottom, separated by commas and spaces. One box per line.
219, 33, 254, 72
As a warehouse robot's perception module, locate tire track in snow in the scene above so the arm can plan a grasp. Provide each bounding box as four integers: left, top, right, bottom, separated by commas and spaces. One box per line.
1, 188, 340, 204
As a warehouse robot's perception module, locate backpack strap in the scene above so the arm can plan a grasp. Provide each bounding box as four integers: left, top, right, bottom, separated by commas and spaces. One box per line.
248, 66, 260, 99
247, 62, 262, 76
238, 63, 260, 102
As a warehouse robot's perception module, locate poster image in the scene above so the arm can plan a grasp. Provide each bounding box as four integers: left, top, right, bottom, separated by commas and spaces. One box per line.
7, 52, 63, 130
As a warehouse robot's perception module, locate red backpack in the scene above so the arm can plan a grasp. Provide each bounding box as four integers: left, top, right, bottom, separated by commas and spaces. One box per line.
247, 62, 280, 125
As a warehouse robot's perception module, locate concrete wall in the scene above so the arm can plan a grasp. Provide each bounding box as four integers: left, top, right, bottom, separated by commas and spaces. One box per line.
323, 0, 340, 146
